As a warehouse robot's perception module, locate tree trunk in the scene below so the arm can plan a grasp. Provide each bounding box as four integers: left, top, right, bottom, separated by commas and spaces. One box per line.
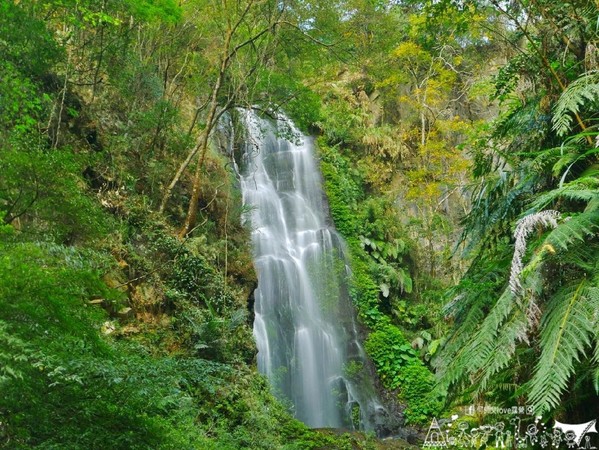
160, 1, 280, 228
178, 92, 220, 237
158, 129, 206, 213
178, 26, 233, 237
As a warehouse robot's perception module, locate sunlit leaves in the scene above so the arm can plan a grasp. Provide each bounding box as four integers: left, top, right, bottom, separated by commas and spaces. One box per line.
0, 2, 61, 76
437, 0, 599, 418
125, 0, 182, 23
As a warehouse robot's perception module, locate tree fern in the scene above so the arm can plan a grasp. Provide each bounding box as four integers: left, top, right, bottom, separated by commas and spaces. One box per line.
544, 210, 599, 252
436, 258, 510, 391
442, 207, 599, 408
438, 1, 599, 418
473, 304, 529, 395
527, 145, 575, 175
559, 244, 599, 274
494, 96, 551, 154
552, 70, 599, 136
465, 260, 543, 395
463, 287, 527, 392
461, 170, 536, 254
436, 297, 488, 389
530, 176, 599, 210
553, 146, 599, 183
527, 280, 598, 413
586, 196, 599, 213
593, 281, 599, 392
509, 210, 561, 296
466, 289, 517, 371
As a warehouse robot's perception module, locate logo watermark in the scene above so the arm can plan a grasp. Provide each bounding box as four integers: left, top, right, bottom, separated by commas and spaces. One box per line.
423, 407, 598, 449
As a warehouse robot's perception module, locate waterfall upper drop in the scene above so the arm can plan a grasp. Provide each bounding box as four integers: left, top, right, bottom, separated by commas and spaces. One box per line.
237, 109, 380, 429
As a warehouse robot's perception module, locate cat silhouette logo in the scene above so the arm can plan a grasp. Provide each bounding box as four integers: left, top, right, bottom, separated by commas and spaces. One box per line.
553, 420, 597, 448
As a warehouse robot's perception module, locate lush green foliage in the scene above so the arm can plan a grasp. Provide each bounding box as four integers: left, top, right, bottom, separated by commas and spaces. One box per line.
435, 0, 599, 421
5, 0, 599, 444
319, 141, 442, 426
365, 325, 442, 425
0, 2, 399, 448
0, 233, 309, 449
365, 324, 419, 390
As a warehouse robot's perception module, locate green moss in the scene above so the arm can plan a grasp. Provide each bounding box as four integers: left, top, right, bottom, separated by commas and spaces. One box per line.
365, 324, 442, 425
318, 141, 382, 325
318, 141, 362, 237
400, 364, 443, 425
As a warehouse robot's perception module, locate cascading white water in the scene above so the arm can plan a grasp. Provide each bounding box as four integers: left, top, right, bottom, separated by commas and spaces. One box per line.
237, 109, 381, 429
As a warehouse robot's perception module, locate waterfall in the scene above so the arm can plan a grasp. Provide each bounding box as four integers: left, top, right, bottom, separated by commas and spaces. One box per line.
236, 109, 381, 430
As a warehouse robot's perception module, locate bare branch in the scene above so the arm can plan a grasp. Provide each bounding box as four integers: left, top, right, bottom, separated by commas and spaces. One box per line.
278, 20, 337, 48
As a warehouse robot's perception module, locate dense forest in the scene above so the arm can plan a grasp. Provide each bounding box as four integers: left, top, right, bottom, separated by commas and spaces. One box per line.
1, 0, 598, 448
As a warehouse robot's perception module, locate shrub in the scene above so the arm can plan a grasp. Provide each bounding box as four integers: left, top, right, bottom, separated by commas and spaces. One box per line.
365, 324, 441, 424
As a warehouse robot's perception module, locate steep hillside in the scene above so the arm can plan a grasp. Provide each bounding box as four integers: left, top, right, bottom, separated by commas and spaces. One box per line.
2, 0, 598, 448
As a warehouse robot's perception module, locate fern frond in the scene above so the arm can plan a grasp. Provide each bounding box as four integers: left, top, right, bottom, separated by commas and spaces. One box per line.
543, 211, 599, 252
494, 382, 519, 393
467, 289, 516, 369
472, 297, 528, 394
520, 265, 545, 328
527, 280, 597, 413
590, 263, 599, 367
552, 146, 599, 179
586, 196, 599, 212
509, 211, 561, 296
553, 70, 599, 136
435, 299, 488, 388
592, 282, 599, 392
439, 288, 526, 399
530, 176, 599, 210
528, 146, 568, 170
557, 242, 599, 272
495, 96, 551, 154
436, 263, 510, 389
462, 171, 538, 256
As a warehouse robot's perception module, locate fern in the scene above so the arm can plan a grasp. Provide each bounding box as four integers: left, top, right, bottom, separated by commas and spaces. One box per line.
527, 280, 598, 413
495, 96, 550, 154
438, 286, 517, 395
464, 287, 526, 392
526, 145, 574, 176
586, 196, 599, 212
436, 259, 510, 388
509, 210, 560, 296
467, 289, 516, 370
439, 286, 529, 398
530, 176, 599, 210
544, 211, 599, 252
439, 4, 599, 417
436, 299, 487, 389
559, 243, 599, 273
520, 264, 545, 328
553, 70, 599, 136
461, 170, 536, 255
473, 304, 528, 395
553, 146, 599, 183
